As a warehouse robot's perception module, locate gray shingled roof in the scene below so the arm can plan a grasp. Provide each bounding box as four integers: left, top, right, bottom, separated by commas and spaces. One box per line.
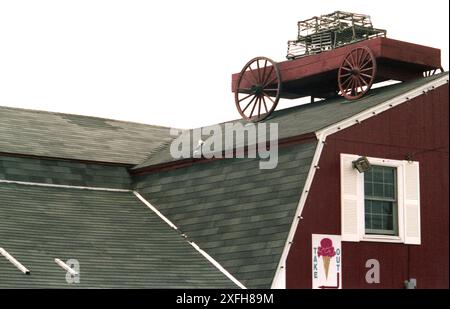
0, 106, 175, 165
134, 141, 317, 288
0, 182, 237, 288
135, 73, 447, 169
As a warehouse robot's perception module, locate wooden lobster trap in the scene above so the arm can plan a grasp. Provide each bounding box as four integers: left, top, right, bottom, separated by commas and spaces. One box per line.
231, 11, 443, 122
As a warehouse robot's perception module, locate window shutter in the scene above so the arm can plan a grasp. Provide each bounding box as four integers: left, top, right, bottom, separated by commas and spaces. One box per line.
403, 161, 421, 245
341, 154, 361, 242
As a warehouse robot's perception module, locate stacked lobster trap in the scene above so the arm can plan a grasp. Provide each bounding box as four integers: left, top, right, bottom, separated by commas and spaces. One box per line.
286, 11, 386, 59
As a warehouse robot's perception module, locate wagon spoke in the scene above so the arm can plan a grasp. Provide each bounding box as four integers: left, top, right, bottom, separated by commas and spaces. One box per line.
358, 75, 369, 87
256, 60, 262, 84
360, 67, 374, 72
241, 95, 257, 113
263, 88, 279, 92
238, 93, 255, 102
249, 97, 258, 118
348, 78, 356, 94
360, 56, 372, 69
262, 66, 274, 86
355, 49, 361, 67
263, 75, 278, 88
341, 75, 353, 87
242, 75, 256, 88
344, 58, 354, 69
248, 66, 259, 84
350, 51, 358, 68
360, 72, 374, 79
261, 96, 269, 113
261, 59, 268, 84
257, 95, 262, 118
262, 91, 276, 104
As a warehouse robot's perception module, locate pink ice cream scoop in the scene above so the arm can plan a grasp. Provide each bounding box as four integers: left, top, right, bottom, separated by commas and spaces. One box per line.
317, 238, 336, 257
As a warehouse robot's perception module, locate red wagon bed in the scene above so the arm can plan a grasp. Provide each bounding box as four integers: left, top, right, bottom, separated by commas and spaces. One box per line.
231, 37, 442, 122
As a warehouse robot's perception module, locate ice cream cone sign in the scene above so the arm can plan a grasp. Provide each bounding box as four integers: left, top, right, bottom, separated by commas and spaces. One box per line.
318, 238, 336, 279
312, 234, 342, 289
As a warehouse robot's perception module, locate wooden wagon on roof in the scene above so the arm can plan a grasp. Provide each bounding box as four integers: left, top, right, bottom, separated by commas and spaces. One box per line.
231, 11, 443, 122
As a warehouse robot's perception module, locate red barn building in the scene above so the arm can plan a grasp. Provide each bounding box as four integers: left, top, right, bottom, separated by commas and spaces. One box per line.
2, 73, 447, 288
283, 76, 449, 288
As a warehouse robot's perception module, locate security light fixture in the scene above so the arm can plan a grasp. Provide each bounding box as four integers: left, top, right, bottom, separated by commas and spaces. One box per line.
353, 156, 371, 173
0, 247, 30, 275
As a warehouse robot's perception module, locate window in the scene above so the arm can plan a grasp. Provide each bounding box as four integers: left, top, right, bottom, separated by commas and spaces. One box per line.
364, 166, 398, 235
340, 154, 421, 244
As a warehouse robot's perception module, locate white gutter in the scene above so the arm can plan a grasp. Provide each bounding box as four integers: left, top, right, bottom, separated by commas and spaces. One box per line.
271, 73, 449, 289
0, 247, 30, 275
0, 179, 131, 192
133, 191, 247, 289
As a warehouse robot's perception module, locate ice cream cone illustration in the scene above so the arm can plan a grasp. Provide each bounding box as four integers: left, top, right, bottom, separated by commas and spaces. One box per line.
322, 256, 331, 279
318, 238, 336, 279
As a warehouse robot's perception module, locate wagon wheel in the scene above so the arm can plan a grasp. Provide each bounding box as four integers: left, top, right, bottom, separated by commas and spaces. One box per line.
338, 47, 377, 100
423, 67, 443, 77
235, 57, 281, 122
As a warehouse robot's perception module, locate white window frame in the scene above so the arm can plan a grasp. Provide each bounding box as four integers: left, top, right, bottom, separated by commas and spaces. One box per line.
359, 157, 405, 243
340, 154, 421, 244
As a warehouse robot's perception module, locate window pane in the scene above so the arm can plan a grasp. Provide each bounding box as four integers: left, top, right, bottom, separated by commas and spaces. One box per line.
371, 214, 382, 229
373, 183, 384, 197
371, 200, 382, 214
365, 214, 371, 229
365, 200, 372, 213
382, 202, 393, 215
385, 215, 393, 230
373, 167, 384, 182
385, 184, 395, 199
365, 182, 373, 196
364, 165, 398, 235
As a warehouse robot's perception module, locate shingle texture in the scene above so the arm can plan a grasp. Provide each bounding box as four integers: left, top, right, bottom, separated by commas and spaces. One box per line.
0, 182, 237, 288
0, 106, 175, 165
133, 142, 317, 288
135, 73, 447, 169
0, 155, 130, 189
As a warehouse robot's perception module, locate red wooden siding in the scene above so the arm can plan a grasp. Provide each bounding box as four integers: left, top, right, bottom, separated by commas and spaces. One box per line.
286, 83, 449, 288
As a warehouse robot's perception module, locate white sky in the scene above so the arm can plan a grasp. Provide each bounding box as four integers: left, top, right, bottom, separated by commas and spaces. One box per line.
0, 0, 448, 129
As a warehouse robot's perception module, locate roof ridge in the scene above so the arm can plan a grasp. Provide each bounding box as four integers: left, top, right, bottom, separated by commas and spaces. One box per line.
0, 105, 178, 130
134, 138, 175, 168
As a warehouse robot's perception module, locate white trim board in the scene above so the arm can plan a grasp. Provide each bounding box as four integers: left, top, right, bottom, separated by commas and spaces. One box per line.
316, 74, 449, 137
270, 133, 326, 288
270, 73, 449, 289
0, 179, 131, 192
